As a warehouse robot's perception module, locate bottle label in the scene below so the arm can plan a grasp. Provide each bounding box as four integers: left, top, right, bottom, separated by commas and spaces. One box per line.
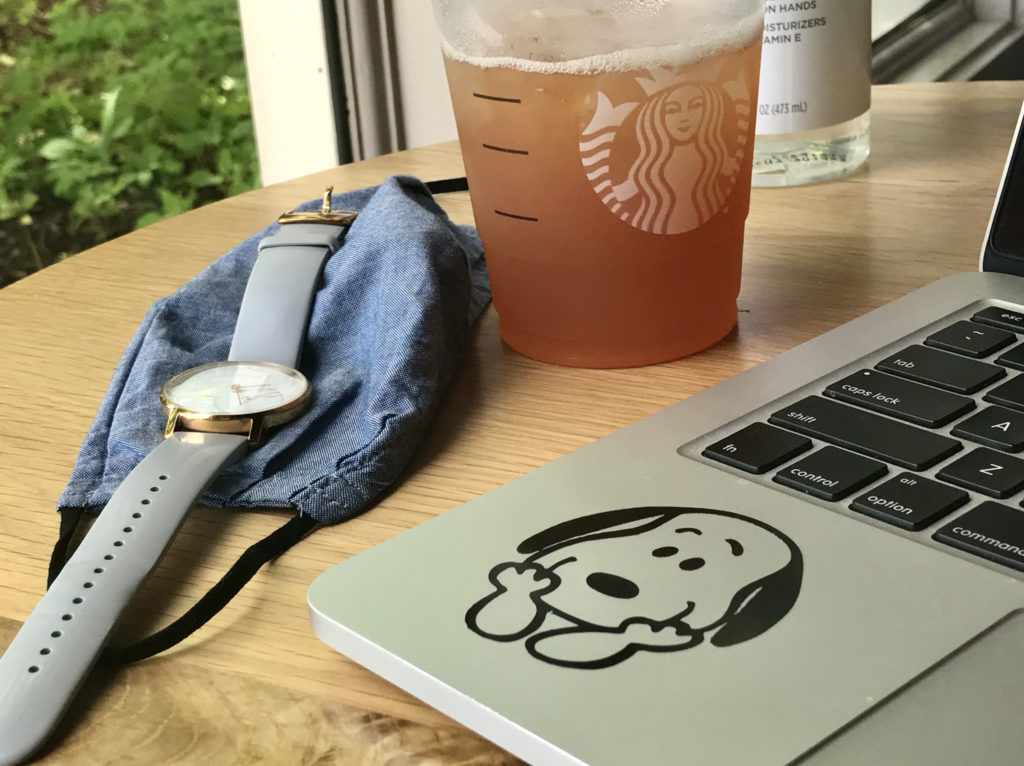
755, 0, 871, 135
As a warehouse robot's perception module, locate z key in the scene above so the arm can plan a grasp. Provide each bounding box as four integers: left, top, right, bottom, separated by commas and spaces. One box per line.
937, 447, 1024, 498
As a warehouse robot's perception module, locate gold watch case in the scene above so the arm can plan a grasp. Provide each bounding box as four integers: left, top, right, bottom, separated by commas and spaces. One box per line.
160, 361, 312, 446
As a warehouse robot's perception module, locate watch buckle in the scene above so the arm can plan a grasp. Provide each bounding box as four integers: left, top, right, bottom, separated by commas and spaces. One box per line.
277, 186, 358, 226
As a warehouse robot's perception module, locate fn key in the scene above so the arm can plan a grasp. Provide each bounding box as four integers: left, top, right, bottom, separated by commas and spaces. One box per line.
703, 422, 811, 474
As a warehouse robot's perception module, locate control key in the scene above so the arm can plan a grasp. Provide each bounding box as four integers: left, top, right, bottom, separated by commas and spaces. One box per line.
773, 446, 887, 501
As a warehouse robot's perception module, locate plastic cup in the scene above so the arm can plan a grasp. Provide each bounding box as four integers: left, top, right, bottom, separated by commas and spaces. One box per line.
433, 1, 764, 367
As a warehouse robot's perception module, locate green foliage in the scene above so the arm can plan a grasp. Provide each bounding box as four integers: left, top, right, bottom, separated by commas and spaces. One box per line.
0, 0, 259, 285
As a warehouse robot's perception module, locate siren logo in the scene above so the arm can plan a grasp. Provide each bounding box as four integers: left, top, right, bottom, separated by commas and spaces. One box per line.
579, 62, 752, 235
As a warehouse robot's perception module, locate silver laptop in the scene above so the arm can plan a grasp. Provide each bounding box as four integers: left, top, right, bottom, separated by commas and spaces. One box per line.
308, 102, 1024, 766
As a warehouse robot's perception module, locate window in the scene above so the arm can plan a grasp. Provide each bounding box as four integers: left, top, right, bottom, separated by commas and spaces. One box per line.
874, 0, 942, 40
872, 0, 1021, 82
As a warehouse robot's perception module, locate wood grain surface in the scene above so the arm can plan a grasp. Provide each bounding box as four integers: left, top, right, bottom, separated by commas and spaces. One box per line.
2, 81, 1023, 764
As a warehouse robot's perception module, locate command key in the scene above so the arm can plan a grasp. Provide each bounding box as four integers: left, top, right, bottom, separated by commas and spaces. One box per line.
934, 501, 1024, 572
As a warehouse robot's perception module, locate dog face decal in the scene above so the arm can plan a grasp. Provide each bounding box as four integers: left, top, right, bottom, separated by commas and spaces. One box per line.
465, 507, 802, 669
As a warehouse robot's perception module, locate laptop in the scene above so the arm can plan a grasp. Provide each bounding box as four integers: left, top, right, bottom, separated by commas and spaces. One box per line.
308, 101, 1024, 766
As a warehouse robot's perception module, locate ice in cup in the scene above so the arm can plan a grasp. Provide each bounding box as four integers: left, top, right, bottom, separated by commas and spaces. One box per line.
433, 1, 764, 367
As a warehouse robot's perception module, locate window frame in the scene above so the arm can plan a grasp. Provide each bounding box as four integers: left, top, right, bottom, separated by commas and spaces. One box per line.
873, 0, 1022, 82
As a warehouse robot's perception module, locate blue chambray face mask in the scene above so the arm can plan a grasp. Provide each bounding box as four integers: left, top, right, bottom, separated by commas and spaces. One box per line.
50, 175, 488, 661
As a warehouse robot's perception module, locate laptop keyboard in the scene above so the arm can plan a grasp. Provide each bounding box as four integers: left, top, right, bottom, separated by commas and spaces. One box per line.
700, 305, 1024, 574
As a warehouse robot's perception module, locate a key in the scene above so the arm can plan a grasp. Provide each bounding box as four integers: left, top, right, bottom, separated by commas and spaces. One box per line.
824, 369, 974, 427
925, 320, 1016, 358
850, 472, 967, 530
972, 306, 1024, 333
773, 446, 887, 501
768, 396, 962, 470
876, 345, 1006, 394
701, 422, 811, 474
934, 501, 1024, 572
952, 406, 1024, 452
936, 447, 1024, 498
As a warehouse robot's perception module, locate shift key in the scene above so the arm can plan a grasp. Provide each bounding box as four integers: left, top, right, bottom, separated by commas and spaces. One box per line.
769, 396, 962, 470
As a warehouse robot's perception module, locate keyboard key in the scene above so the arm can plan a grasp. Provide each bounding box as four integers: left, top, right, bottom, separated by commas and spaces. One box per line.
936, 447, 1024, 498
996, 343, 1024, 372
983, 375, 1024, 411
850, 473, 968, 531
925, 320, 1016, 358
876, 345, 1006, 394
934, 501, 1024, 572
972, 306, 1024, 333
702, 423, 811, 474
773, 447, 887, 501
952, 406, 1024, 452
768, 396, 962, 470
824, 369, 974, 427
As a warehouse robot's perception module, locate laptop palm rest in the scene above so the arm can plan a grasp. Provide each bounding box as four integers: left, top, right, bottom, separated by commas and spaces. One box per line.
308, 274, 1024, 765
802, 609, 1024, 765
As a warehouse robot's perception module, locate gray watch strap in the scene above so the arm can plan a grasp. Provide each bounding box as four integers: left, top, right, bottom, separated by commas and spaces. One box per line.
0, 432, 247, 766
228, 222, 348, 367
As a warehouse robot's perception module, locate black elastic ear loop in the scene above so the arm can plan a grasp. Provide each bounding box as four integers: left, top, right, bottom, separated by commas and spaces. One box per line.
48, 511, 317, 663
102, 514, 318, 663
425, 177, 468, 194
47, 508, 84, 588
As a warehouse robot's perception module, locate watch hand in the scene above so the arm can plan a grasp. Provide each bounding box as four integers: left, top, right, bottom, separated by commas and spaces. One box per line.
233, 384, 282, 405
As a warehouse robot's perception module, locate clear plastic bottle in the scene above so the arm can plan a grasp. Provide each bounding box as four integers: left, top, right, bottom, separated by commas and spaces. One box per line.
752, 0, 871, 187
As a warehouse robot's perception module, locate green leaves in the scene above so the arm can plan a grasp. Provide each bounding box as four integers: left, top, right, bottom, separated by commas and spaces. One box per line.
0, 0, 260, 285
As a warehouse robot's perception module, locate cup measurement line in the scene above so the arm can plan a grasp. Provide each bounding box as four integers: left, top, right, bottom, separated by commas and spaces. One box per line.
483, 144, 529, 155
494, 210, 539, 222
472, 92, 521, 104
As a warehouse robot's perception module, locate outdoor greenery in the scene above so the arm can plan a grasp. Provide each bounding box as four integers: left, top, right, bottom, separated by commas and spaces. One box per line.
0, 0, 260, 287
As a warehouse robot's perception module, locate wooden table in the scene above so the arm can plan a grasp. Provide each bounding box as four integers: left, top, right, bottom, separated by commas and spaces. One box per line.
1, 81, 1022, 764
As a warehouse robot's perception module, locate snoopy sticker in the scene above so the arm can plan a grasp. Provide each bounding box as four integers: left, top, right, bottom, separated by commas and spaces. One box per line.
465, 507, 802, 669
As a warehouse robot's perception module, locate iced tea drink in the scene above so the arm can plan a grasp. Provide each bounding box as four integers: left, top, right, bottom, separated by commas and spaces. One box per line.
437, 3, 764, 367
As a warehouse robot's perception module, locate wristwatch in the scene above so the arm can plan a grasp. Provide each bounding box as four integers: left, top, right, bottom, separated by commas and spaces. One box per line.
0, 189, 356, 766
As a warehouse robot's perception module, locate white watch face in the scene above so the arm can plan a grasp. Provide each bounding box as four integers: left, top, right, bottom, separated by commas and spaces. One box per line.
161, 362, 310, 417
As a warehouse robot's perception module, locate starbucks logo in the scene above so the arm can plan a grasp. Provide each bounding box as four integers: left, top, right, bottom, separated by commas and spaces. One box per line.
579, 63, 752, 235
